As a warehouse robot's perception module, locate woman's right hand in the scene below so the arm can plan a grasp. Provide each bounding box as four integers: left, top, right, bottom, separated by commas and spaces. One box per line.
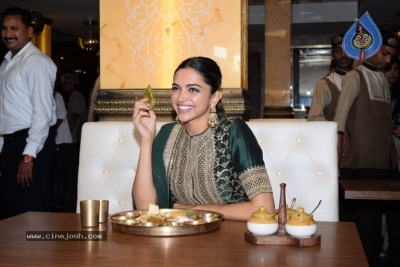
132, 98, 157, 142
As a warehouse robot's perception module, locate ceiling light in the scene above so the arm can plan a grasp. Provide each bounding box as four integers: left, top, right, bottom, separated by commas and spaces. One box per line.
30, 10, 45, 33
78, 19, 99, 51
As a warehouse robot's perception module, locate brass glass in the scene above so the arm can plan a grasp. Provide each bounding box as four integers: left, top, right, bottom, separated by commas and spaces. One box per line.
99, 200, 109, 223
80, 200, 100, 227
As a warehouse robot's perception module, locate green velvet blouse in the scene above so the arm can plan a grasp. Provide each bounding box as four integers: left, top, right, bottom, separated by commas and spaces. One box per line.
150, 116, 272, 208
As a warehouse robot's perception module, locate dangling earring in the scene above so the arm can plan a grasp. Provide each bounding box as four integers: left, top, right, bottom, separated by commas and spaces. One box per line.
175, 115, 180, 124
208, 107, 218, 128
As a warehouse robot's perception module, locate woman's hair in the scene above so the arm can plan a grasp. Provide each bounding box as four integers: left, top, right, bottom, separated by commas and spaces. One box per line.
174, 57, 225, 115
3, 7, 32, 29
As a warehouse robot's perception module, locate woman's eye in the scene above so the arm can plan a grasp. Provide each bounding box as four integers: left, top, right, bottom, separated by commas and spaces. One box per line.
172, 86, 179, 91
188, 87, 200, 92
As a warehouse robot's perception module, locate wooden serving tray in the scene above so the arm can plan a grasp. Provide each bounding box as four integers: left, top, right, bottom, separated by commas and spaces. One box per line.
244, 231, 321, 247
245, 183, 321, 247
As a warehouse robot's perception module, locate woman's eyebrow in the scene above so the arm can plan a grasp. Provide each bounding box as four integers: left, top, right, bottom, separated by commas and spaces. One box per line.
172, 83, 203, 88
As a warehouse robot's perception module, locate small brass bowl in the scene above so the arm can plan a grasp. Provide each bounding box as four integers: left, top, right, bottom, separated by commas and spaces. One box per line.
198, 212, 221, 220
120, 219, 139, 225
165, 216, 191, 223
122, 211, 139, 218
112, 215, 129, 221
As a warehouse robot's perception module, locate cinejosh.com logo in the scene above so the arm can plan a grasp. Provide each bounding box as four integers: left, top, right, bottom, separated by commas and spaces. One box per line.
26, 231, 107, 241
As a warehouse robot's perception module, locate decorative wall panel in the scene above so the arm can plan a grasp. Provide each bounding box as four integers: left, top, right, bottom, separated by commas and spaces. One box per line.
100, 0, 246, 90
263, 0, 292, 118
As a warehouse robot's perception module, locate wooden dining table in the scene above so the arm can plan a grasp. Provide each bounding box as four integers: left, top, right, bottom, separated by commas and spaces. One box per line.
0, 212, 368, 266
339, 180, 400, 200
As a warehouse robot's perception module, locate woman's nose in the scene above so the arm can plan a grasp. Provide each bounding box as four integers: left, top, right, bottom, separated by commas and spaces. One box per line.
177, 90, 187, 102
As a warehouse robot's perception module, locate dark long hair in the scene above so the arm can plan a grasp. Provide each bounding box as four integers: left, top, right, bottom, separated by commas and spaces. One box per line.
174, 57, 225, 115
3, 7, 32, 28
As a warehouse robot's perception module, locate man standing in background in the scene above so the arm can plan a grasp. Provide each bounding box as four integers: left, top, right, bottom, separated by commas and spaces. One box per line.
61, 73, 85, 209
61, 73, 86, 143
308, 34, 354, 121
0, 7, 57, 218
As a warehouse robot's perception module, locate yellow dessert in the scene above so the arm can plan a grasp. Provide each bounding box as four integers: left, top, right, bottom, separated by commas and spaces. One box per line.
170, 211, 186, 217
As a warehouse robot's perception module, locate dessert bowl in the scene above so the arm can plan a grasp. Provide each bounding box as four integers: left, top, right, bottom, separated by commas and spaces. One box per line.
247, 221, 278, 236
285, 207, 317, 238
247, 206, 278, 236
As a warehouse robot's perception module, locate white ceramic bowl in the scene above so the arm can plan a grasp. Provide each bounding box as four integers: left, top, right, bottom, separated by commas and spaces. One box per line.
285, 223, 317, 238
247, 221, 278, 236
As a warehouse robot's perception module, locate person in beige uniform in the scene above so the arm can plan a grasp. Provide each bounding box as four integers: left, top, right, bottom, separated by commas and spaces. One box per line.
334, 30, 400, 267
308, 33, 353, 159
308, 34, 354, 122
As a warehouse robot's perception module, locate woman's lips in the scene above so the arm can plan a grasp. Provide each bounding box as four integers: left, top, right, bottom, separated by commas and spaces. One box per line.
177, 105, 193, 113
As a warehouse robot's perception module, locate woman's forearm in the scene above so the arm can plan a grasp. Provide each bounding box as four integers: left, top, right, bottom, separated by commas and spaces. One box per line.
174, 193, 275, 221
132, 140, 157, 209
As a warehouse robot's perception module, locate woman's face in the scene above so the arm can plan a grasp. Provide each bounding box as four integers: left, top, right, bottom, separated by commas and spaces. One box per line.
385, 61, 399, 85
171, 67, 219, 132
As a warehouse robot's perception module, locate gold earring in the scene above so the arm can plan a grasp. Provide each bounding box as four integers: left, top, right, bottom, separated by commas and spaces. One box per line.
208, 107, 218, 128
175, 115, 180, 123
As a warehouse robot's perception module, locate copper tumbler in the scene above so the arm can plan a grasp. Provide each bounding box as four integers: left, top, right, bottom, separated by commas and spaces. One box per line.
80, 200, 100, 227
99, 200, 109, 223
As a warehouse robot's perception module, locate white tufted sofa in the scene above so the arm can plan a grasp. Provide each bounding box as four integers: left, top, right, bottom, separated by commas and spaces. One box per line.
76, 121, 338, 221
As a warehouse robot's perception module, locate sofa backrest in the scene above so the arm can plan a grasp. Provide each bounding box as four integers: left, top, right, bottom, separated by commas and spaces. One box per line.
76, 121, 166, 215
247, 121, 338, 221
76, 120, 338, 221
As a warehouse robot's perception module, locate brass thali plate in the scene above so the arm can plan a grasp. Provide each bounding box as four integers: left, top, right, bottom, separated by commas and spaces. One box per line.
110, 209, 224, 236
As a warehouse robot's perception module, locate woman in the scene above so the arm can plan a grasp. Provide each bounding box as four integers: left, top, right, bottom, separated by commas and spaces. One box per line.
132, 57, 274, 221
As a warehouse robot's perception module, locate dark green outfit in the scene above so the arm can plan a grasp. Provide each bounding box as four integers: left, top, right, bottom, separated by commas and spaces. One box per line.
151, 116, 272, 208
